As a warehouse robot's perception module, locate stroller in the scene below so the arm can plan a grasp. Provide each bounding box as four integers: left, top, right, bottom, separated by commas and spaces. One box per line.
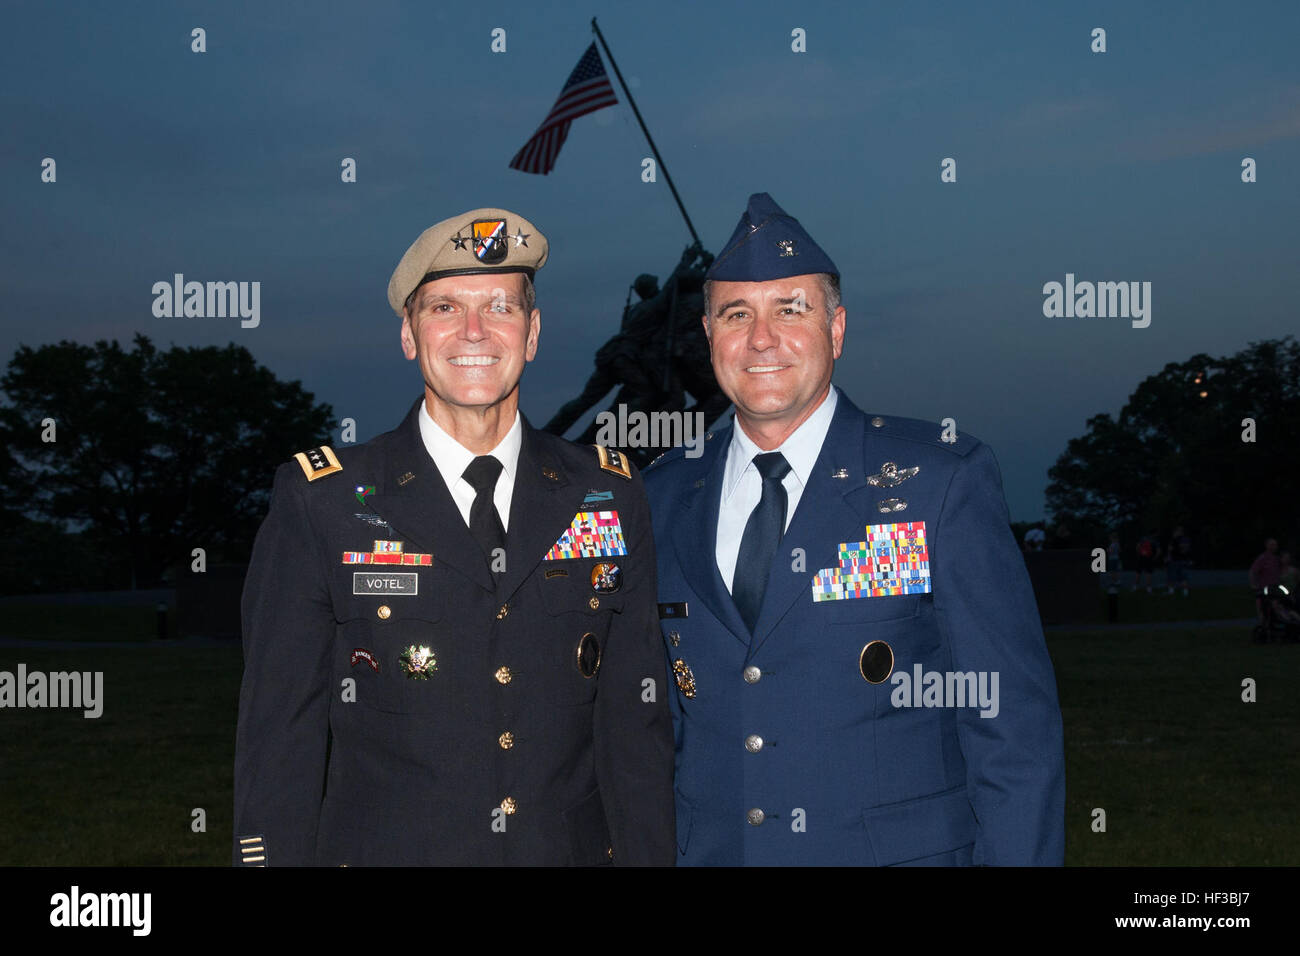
1253, 584, 1300, 643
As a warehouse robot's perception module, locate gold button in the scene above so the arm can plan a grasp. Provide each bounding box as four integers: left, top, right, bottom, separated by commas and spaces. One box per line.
496, 603, 510, 620
376, 605, 391, 620
494, 666, 513, 685
607, 846, 613, 859
501, 797, 517, 815
498, 731, 514, 750
588, 596, 600, 610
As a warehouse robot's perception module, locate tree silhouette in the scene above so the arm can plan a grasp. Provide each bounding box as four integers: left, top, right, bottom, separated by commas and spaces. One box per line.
0, 334, 334, 590
1046, 337, 1300, 566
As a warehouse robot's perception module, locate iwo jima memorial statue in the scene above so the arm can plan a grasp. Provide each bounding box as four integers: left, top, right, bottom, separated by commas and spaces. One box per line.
542, 241, 731, 467
510, 21, 732, 467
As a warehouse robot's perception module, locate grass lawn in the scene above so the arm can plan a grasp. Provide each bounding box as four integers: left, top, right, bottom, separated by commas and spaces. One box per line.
1086, 585, 1255, 625
0, 605, 165, 641
0, 644, 241, 865
1054, 626, 1299, 865
0, 626, 1295, 865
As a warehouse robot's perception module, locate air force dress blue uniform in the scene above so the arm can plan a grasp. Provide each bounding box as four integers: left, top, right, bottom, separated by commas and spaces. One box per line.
642, 194, 1065, 866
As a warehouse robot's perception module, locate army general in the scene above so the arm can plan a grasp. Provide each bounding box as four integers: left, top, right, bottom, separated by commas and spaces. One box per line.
643, 194, 1065, 865
233, 208, 675, 865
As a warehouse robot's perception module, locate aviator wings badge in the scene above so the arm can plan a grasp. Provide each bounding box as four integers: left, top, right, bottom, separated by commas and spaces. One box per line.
867, 461, 919, 488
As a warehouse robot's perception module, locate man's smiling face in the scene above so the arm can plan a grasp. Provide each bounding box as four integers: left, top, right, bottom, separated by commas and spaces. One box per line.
400, 272, 539, 414
704, 274, 845, 434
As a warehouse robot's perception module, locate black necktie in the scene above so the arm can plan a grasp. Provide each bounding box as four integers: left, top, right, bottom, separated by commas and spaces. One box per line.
462, 456, 505, 564
732, 452, 791, 634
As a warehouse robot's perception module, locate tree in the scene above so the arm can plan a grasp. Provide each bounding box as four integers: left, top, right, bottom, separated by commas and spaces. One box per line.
1045, 337, 1300, 567
0, 335, 334, 590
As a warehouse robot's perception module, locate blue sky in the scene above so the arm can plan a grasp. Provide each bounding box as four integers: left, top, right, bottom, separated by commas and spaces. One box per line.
3, 0, 1297, 520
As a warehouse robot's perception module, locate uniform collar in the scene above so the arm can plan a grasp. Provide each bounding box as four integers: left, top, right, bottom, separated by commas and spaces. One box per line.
418, 400, 522, 493
722, 385, 839, 501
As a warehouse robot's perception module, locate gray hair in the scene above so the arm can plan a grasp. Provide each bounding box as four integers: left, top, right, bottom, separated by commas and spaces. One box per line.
703, 273, 840, 327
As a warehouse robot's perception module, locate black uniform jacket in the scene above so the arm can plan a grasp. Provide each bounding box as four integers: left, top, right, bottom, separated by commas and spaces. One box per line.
233, 397, 675, 865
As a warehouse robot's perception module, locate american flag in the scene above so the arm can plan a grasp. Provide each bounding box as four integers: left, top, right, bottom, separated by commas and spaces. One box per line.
509, 42, 618, 175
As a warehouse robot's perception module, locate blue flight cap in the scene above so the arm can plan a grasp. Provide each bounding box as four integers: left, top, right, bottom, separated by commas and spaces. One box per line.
704, 192, 839, 282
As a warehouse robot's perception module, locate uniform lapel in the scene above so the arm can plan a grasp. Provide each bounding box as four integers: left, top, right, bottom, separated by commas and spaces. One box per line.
364, 397, 494, 593
671, 426, 751, 647
497, 417, 587, 602
749, 393, 875, 656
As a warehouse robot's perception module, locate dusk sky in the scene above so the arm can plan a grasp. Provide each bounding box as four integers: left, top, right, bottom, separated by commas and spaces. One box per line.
3, 0, 1298, 520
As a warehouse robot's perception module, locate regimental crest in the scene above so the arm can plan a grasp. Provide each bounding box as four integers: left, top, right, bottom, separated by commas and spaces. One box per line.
471, 218, 509, 264
398, 645, 437, 679
591, 562, 622, 593
672, 659, 697, 699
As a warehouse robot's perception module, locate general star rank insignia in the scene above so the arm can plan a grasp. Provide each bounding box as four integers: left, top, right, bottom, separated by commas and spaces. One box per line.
543, 511, 627, 560
342, 540, 432, 566
594, 445, 632, 480
811, 521, 931, 601
294, 446, 342, 481
398, 645, 437, 679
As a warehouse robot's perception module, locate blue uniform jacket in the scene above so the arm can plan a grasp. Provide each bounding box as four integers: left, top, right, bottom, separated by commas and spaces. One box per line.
642, 388, 1065, 865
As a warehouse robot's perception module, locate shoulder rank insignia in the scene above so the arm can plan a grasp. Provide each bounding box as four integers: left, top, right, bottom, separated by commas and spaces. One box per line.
294, 446, 342, 481
594, 445, 632, 481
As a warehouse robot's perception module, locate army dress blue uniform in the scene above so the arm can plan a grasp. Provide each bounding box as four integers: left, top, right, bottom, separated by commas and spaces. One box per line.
643, 389, 1066, 866
233, 398, 675, 865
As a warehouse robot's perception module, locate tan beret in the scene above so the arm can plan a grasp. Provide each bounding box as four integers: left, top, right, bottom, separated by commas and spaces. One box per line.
387, 207, 549, 316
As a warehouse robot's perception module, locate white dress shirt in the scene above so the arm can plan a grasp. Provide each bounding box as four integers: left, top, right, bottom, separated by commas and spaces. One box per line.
716, 386, 839, 592
418, 402, 522, 532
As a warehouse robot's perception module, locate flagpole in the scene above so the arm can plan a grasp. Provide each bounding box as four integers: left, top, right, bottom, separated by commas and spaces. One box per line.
591, 17, 700, 246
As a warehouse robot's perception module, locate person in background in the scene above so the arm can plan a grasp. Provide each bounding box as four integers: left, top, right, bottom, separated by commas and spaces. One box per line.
1248, 537, 1281, 624
1166, 525, 1192, 597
